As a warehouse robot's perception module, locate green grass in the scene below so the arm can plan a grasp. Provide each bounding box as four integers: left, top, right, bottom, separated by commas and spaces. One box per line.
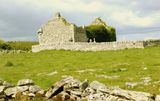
0, 46, 160, 94
0, 40, 38, 51
7, 41, 38, 51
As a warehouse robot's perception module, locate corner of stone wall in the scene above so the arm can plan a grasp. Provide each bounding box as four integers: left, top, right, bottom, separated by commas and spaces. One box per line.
32, 45, 41, 52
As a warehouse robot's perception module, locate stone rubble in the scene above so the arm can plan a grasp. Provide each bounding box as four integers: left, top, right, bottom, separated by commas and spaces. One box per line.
0, 77, 160, 101
96, 75, 120, 79
125, 76, 152, 88
0, 50, 31, 55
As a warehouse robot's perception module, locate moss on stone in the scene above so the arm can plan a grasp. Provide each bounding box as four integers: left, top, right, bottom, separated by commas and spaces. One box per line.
60, 17, 71, 26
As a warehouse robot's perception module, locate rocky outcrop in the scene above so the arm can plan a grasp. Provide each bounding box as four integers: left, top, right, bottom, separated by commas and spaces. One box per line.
0, 77, 160, 101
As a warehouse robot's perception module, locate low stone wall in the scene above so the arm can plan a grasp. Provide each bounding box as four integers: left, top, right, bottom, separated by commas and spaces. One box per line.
144, 39, 160, 47
1, 77, 160, 101
32, 39, 160, 52
32, 41, 144, 52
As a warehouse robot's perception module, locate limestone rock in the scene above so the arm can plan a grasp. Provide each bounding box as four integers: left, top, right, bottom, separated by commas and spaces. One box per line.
37, 90, 45, 95
28, 93, 35, 97
0, 78, 158, 101
46, 71, 58, 76
46, 76, 74, 98
96, 75, 120, 79
3, 81, 13, 88
90, 81, 110, 93
155, 95, 160, 101
142, 77, 152, 85
22, 91, 29, 96
70, 90, 82, 97
45, 88, 53, 98
105, 95, 121, 101
45, 85, 64, 98
0, 86, 6, 94
90, 81, 105, 90
119, 68, 128, 71
82, 87, 95, 97
4, 87, 17, 96
55, 76, 74, 87
17, 79, 34, 86
64, 79, 81, 91
125, 82, 141, 88
17, 86, 29, 92
87, 92, 108, 101
111, 87, 154, 101
11, 93, 16, 98
110, 88, 131, 100
29, 85, 41, 93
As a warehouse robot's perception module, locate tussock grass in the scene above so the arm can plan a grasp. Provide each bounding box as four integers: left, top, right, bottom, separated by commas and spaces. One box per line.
0, 46, 160, 94
4, 61, 14, 67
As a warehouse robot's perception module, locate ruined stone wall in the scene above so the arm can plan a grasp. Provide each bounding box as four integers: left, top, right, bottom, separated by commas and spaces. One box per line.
34, 13, 160, 52
74, 26, 88, 42
2, 77, 160, 101
38, 18, 75, 45
143, 39, 160, 47
32, 41, 146, 52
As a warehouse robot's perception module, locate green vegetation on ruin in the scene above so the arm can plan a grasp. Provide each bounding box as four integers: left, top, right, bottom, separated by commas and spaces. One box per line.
1, 46, 160, 95
85, 25, 116, 42
61, 18, 71, 26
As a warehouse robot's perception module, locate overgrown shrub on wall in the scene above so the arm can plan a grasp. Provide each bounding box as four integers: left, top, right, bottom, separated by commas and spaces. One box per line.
85, 25, 116, 42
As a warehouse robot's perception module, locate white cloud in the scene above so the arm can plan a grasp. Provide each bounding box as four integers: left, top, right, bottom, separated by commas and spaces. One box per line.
9, 0, 160, 27
11, 0, 106, 13
110, 9, 159, 27
0, 0, 160, 40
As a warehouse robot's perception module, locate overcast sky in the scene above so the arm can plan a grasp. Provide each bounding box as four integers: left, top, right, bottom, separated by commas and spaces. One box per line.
0, 0, 160, 41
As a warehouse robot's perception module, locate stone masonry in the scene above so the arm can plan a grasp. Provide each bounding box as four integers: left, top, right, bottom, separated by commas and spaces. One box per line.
32, 41, 143, 52
32, 12, 160, 52
1, 77, 160, 101
38, 12, 87, 45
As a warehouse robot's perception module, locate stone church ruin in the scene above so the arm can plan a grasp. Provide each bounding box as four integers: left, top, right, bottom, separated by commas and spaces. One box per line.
37, 12, 88, 45
32, 12, 160, 52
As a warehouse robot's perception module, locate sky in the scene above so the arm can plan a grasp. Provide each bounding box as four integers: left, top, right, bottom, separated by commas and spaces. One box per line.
0, 0, 160, 41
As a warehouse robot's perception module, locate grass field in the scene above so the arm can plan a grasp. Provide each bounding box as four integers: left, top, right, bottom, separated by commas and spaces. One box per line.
7, 41, 38, 51
0, 40, 38, 51
0, 46, 160, 94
